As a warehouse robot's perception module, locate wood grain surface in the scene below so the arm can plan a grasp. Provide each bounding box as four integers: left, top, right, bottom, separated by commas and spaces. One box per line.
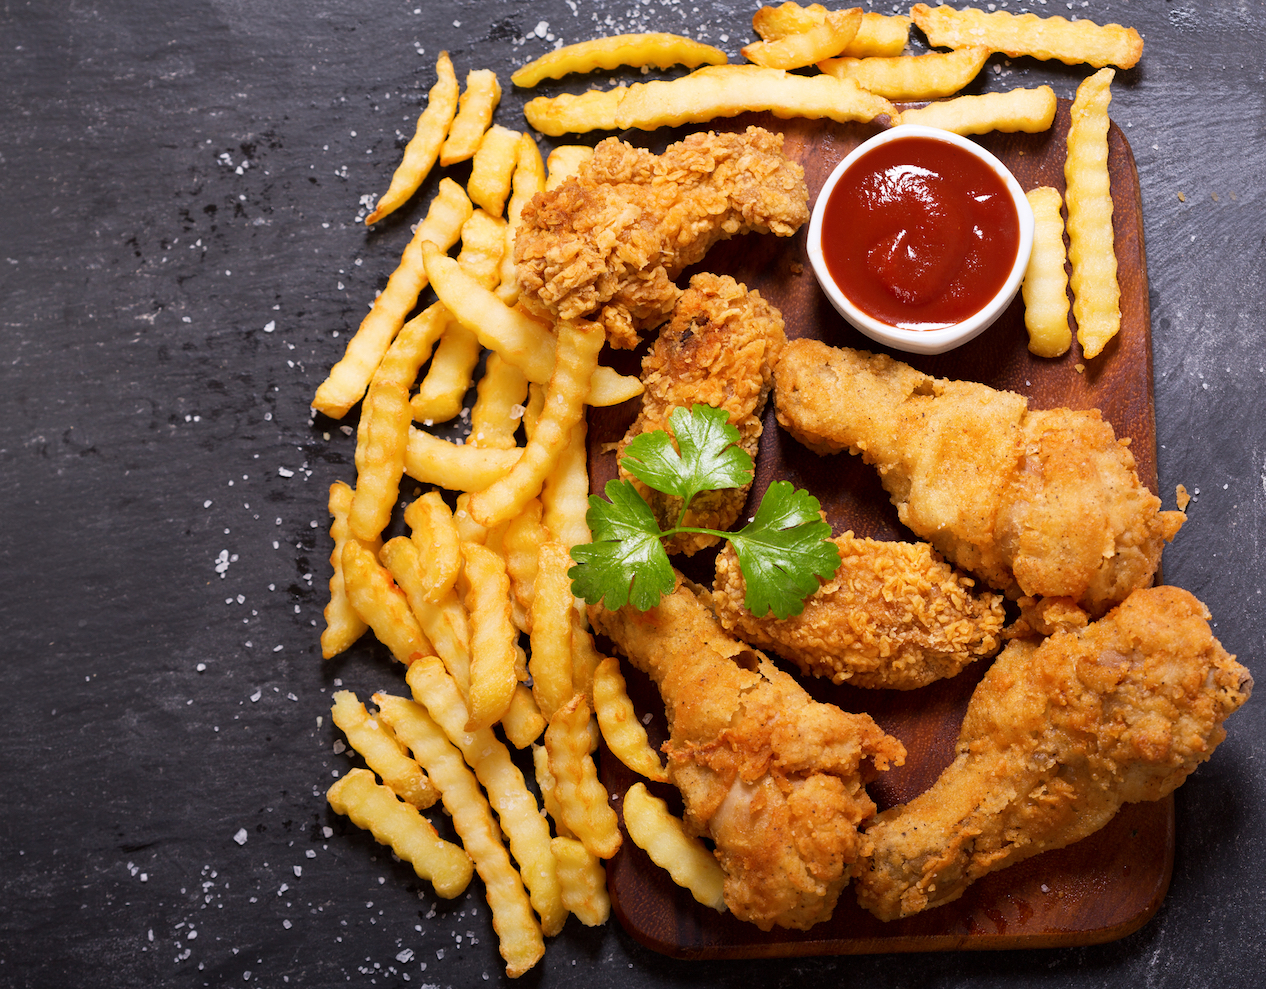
587, 102, 1172, 958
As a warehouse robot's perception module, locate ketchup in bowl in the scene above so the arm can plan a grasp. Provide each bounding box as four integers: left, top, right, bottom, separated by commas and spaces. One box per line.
807, 125, 1034, 356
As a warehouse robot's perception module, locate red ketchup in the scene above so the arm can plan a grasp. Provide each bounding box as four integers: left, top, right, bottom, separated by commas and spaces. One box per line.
820, 135, 1020, 330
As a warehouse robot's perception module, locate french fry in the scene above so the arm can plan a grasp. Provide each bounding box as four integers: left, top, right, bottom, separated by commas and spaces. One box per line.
399, 658, 567, 938
348, 303, 449, 541
531, 742, 570, 834
440, 69, 502, 167
312, 178, 472, 419
741, 7, 862, 70
897, 85, 1056, 135
327, 768, 472, 898
592, 657, 668, 783
469, 353, 529, 451
569, 611, 603, 709
550, 836, 610, 926
622, 782, 727, 911
421, 241, 643, 407
1064, 67, 1120, 359
374, 694, 545, 977
544, 693, 622, 859
541, 420, 590, 551
497, 134, 546, 304
465, 318, 605, 528
331, 690, 439, 809
529, 541, 575, 720
459, 541, 518, 731
365, 51, 459, 225
523, 88, 627, 138
544, 146, 595, 190
911, 3, 1143, 70
404, 428, 522, 490
467, 124, 521, 217
1022, 186, 1072, 358
341, 538, 432, 664
512, 32, 727, 87
322, 480, 372, 658
403, 490, 463, 603
753, 5, 910, 58
500, 498, 545, 631
818, 45, 989, 100
500, 683, 547, 749
410, 320, 482, 424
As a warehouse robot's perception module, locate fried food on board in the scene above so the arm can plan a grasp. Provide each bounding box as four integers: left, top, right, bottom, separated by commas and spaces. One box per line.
855, 586, 1252, 921
593, 656, 669, 783
741, 7, 862, 70
911, 3, 1143, 70
1065, 67, 1121, 359
366, 51, 459, 225
753, 5, 910, 58
522, 64, 897, 135
773, 340, 1186, 616
511, 32, 727, 87
514, 126, 808, 350
623, 781, 727, 911
617, 273, 786, 555
590, 577, 905, 931
321, 481, 373, 658
1022, 185, 1072, 357
467, 124, 522, 216
817, 45, 989, 100
897, 85, 1057, 135
440, 68, 502, 167
712, 532, 1005, 690
331, 690, 439, 809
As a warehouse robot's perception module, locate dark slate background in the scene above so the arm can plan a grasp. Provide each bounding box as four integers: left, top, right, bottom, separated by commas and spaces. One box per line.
1, 1, 1261, 987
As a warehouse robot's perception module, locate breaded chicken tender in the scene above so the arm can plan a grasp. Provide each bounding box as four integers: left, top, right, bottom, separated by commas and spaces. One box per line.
774, 340, 1186, 615
514, 126, 809, 349
618, 272, 786, 555
854, 585, 1252, 921
712, 532, 1006, 689
590, 578, 905, 931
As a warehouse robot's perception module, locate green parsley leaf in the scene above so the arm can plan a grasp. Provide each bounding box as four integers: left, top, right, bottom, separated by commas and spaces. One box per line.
568, 480, 676, 612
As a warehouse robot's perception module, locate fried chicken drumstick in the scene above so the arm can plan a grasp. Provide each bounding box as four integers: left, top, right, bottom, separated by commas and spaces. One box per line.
590, 578, 905, 931
514, 126, 809, 350
854, 585, 1252, 921
774, 340, 1186, 616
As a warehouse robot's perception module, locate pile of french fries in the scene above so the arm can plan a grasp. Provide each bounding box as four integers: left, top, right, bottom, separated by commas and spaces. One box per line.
314, 5, 1145, 975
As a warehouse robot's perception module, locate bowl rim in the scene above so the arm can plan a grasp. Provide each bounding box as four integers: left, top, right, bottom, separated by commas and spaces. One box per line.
806, 123, 1036, 356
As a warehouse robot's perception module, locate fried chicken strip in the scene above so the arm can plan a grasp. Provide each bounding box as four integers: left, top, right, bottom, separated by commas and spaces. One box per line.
774, 340, 1186, 615
712, 532, 1006, 689
590, 578, 905, 931
515, 126, 809, 349
619, 272, 786, 556
854, 585, 1252, 921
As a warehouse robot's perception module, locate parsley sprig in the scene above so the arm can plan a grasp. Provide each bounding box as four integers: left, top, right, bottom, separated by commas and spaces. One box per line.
569, 404, 841, 619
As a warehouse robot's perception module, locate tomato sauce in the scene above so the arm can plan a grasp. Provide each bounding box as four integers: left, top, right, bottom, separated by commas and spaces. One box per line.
820, 136, 1020, 330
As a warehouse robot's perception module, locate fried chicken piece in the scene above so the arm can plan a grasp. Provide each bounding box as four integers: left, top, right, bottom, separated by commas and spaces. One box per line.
618, 272, 786, 556
712, 532, 1007, 689
854, 585, 1252, 921
590, 578, 905, 931
774, 340, 1186, 615
514, 126, 809, 349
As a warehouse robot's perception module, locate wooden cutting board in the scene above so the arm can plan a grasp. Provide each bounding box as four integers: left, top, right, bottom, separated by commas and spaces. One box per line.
587, 101, 1172, 958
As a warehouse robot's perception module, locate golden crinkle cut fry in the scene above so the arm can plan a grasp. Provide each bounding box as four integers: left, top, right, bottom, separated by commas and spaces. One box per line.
1064, 67, 1120, 359
496, 133, 546, 304
541, 420, 590, 551
327, 768, 472, 898
911, 3, 1143, 69
741, 7, 862, 70
440, 68, 501, 167
398, 659, 567, 938
469, 353, 529, 451
1022, 186, 1072, 358
544, 145, 595, 190
341, 538, 433, 665
592, 657, 668, 783
312, 177, 472, 420
501, 498, 546, 629
550, 836, 611, 926
753, 5, 910, 57
467, 124, 521, 217
818, 45, 990, 100
528, 541, 576, 720
512, 32, 727, 87
500, 683, 547, 749
403, 490, 463, 603
622, 782, 727, 912
404, 427, 522, 491
322, 480, 373, 658
374, 694, 545, 978
524, 88, 627, 138
366, 51, 459, 225
458, 541, 519, 731
897, 85, 1056, 135
544, 693, 622, 860
331, 690, 439, 809
420, 241, 642, 408
465, 317, 605, 528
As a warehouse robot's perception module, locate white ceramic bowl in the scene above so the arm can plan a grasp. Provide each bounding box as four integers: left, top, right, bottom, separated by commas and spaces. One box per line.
806, 123, 1034, 356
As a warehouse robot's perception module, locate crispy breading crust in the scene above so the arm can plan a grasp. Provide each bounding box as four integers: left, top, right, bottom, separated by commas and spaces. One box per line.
514, 126, 808, 349
712, 532, 1006, 689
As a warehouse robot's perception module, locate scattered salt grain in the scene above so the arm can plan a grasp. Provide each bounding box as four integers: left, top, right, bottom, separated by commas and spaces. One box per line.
233, 829, 249, 845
